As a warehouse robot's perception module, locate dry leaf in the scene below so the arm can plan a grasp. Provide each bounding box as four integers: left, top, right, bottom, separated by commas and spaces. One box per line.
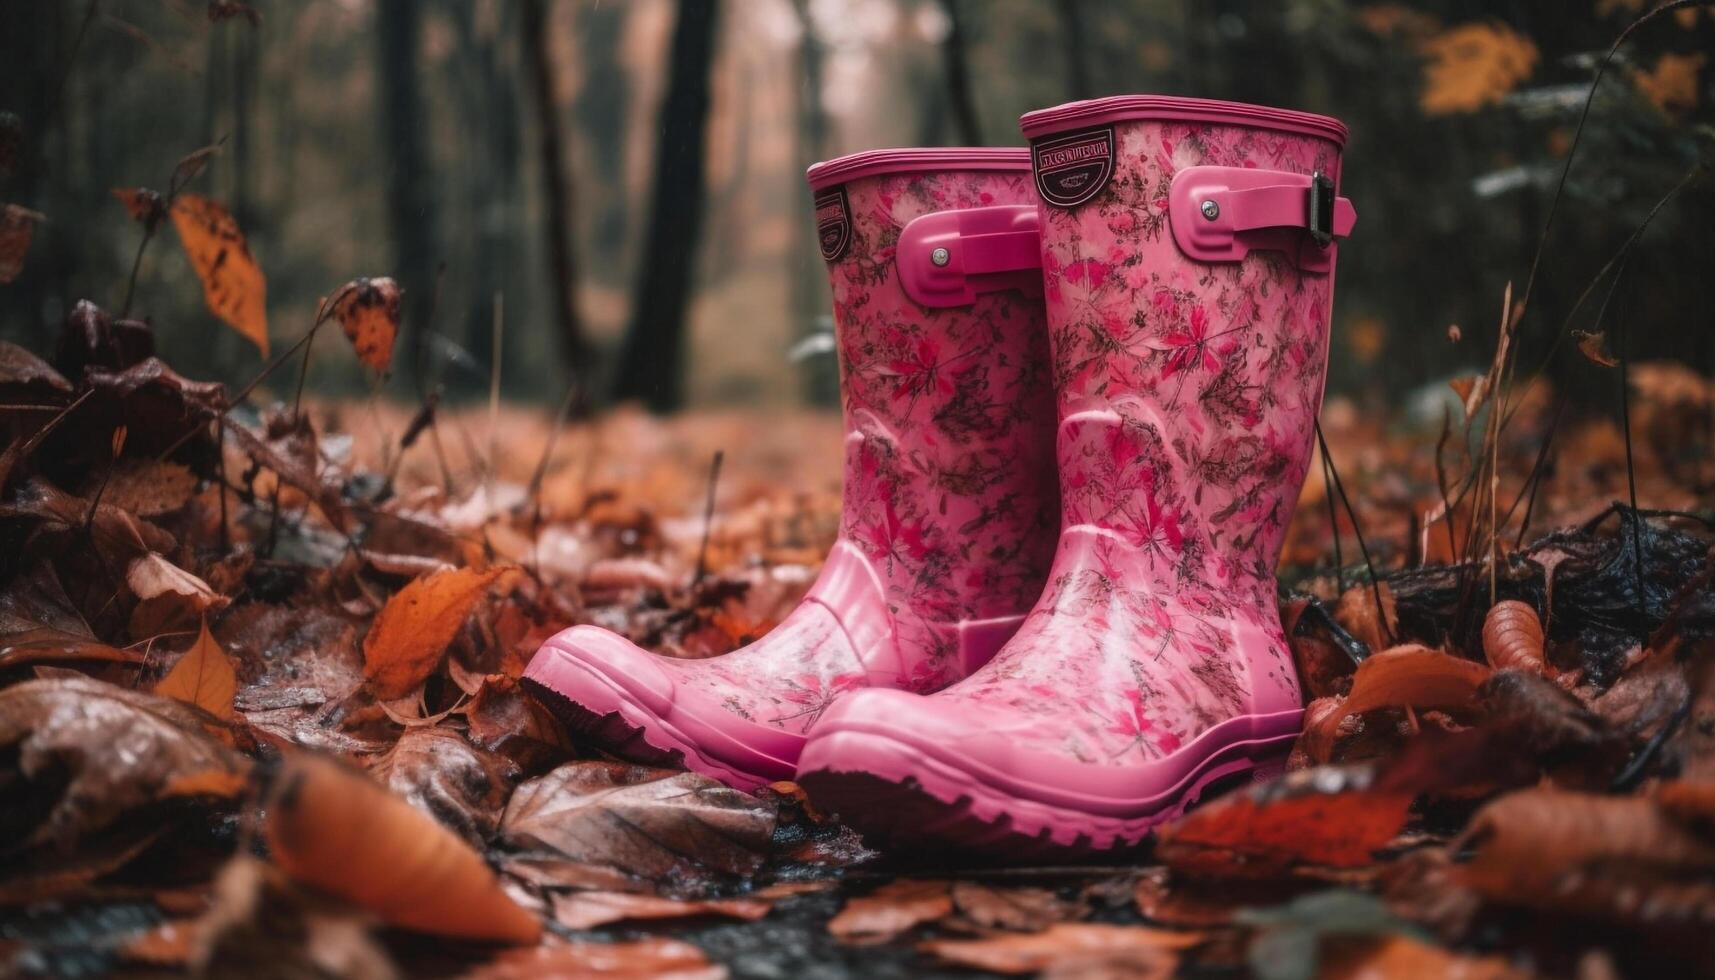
154, 619, 237, 720
951, 880, 1083, 931
470, 939, 723, 980
550, 890, 771, 930
1633, 52, 1706, 116
500, 761, 777, 880
1157, 765, 1413, 877
1419, 22, 1539, 115
100, 461, 198, 517
167, 194, 268, 356
0, 203, 44, 283
0, 676, 248, 849
112, 187, 166, 227
1307, 644, 1492, 756
1575, 329, 1620, 368
328, 277, 402, 373
127, 553, 229, 637
1481, 601, 1545, 674
265, 752, 540, 944
1333, 582, 1397, 653
921, 923, 1202, 976
829, 879, 953, 945
362, 566, 505, 699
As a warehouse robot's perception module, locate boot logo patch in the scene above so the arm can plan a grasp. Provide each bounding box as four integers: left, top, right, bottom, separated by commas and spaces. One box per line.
1033, 127, 1114, 209
814, 186, 852, 262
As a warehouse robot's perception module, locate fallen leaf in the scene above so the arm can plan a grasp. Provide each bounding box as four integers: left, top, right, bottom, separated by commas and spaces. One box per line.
1419, 22, 1539, 115
154, 619, 238, 720
194, 856, 401, 978
362, 566, 506, 699
469, 939, 723, 980
1633, 52, 1705, 116
128, 553, 229, 637
0, 203, 44, 283
1307, 644, 1492, 756
1157, 765, 1413, 877
327, 277, 402, 373
828, 879, 953, 945
500, 761, 777, 880
0, 676, 248, 850
1480, 600, 1545, 673
1323, 933, 1523, 980
1575, 329, 1620, 368
951, 880, 1084, 931
921, 923, 1201, 976
0, 338, 72, 394
368, 725, 517, 842
550, 890, 771, 930
265, 752, 540, 944
1132, 867, 1242, 927
1333, 582, 1396, 654
99, 461, 198, 517
167, 194, 268, 356
0, 562, 141, 670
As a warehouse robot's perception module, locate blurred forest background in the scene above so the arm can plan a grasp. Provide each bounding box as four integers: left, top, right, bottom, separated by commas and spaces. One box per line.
1, 0, 1712, 413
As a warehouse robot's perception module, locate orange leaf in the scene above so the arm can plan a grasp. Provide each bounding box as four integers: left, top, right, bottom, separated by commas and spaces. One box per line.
161, 768, 248, 799
922, 923, 1202, 975
362, 566, 506, 699
1633, 52, 1705, 116
153, 619, 237, 720
0, 203, 44, 284
265, 752, 540, 944
1419, 22, 1539, 115
167, 194, 268, 356
112, 187, 165, 226
328, 277, 402, 373
1575, 329, 1619, 368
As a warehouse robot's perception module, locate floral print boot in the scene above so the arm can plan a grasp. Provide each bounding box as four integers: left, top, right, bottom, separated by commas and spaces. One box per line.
526, 149, 1059, 790
798, 97, 1357, 851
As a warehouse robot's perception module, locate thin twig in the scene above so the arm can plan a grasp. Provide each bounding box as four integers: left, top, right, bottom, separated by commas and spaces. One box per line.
690, 450, 725, 591
1315, 420, 1392, 645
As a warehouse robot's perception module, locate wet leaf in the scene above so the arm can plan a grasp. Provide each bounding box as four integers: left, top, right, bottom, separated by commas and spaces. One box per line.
1157, 765, 1413, 877
829, 879, 953, 945
921, 923, 1201, 976
469, 939, 723, 980
499, 761, 777, 881
326, 277, 402, 373
0, 676, 247, 850
361, 566, 506, 699
0, 563, 140, 670
951, 880, 1084, 931
127, 553, 229, 637
153, 619, 237, 720
549, 890, 771, 930
368, 725, 517, 843
166, 194, 268, 356
0, 203, 44, 283
265, 752, 540, 944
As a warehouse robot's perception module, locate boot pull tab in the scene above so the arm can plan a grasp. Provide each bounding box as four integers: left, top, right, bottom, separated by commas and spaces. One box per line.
898, 205, 1044, 309
1168, 165, 1356, 274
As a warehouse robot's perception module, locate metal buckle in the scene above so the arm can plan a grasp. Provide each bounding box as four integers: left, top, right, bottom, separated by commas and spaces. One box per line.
1308, 171, 1335, 248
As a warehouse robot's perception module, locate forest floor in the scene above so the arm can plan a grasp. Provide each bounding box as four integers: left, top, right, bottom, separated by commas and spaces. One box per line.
3, 308, 1715, 980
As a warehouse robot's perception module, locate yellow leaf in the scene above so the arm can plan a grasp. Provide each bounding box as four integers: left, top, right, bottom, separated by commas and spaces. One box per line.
328, 277, 402, 373
1419, 23, 1539, 116
363, 566, 506, 699
153, 619, 237, 720
1633, 52, 1706, 116
167, 194, 268, 356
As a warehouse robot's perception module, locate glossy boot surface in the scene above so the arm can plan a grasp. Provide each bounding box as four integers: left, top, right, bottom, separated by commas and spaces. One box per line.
799, 97, 1355, 851
526, 150, 1059, 790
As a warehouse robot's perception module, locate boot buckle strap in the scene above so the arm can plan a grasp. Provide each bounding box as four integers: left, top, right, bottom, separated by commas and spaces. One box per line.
898, 205, 1043, 308
1168, 165, 1356, 273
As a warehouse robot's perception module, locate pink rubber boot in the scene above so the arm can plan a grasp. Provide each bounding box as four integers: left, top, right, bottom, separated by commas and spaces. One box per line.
798, 97, 1356, 852
525, 149, 1059, 791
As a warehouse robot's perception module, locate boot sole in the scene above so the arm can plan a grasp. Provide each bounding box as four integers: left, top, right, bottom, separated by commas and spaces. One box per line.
796, 719, 1299, 858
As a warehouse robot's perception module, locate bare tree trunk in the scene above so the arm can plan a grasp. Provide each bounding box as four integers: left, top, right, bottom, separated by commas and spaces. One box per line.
610, 0, 722, 412
939, 0, 982, 146
1056, 0, 1093, 100
376, 0, 438, 385
522, 0, 589, 392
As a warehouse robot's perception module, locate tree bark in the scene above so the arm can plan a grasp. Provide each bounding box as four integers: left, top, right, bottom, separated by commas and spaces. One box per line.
939, 0, 982, 146
376, 0, 438, 385
610, 0, 722, 411
521, 0, 590, 392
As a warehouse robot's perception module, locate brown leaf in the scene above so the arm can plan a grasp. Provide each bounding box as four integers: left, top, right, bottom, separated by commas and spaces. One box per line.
0, 203, 44, 283
153, 619, 237, 720
0, 676, 248, 850
112, 187, 166, 228
166, 194, 268, 356
265, 752, 540, 944
1157, 764, 1413, 877
549, 890, 771, 930
1322, 934, 1524, 980
1132, 868, 1241, 928
1633, 52, 1706, 116
368, 725, 517, 843
1419, 22, 1539, 115
499, 761, 777, 880
127, 553, 229, 637
99, 460, 197, 517
828, 879, 953, 945
921, 923, 1201, 976
1480, 600, 1545, 673
460, 674, 571, 773
1333, 582, 1396, 654
0, 338, 72, 394
1307, 644, 1492, 755
327, 277, 402, 373
469, 939, 723, 980
0, 563, 141, 671
1575, 329, 1620, 368
951, 880, 1084, 931
362, 566, 506, 699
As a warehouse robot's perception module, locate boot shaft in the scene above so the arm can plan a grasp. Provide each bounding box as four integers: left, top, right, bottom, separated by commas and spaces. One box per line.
1020, 97, 1352, 579
806, 150, 1060, 670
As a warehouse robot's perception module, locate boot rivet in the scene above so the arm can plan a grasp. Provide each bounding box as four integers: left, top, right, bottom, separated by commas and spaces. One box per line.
1200, 199, 1220, 220
930, 247, 951, 267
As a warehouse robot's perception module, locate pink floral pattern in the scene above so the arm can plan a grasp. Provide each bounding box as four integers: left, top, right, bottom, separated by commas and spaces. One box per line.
658, 167, 1060, 734
919, 118, 1343, 760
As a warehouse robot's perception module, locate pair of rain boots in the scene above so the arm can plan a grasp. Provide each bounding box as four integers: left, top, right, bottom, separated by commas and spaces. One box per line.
525, 96, 1357, 854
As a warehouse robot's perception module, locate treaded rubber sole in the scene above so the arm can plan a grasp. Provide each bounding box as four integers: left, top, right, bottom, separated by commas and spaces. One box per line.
797, 728, 1296, 858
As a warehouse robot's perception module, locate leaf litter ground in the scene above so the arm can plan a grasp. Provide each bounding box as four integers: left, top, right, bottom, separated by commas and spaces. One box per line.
2, 312, 1715, 979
